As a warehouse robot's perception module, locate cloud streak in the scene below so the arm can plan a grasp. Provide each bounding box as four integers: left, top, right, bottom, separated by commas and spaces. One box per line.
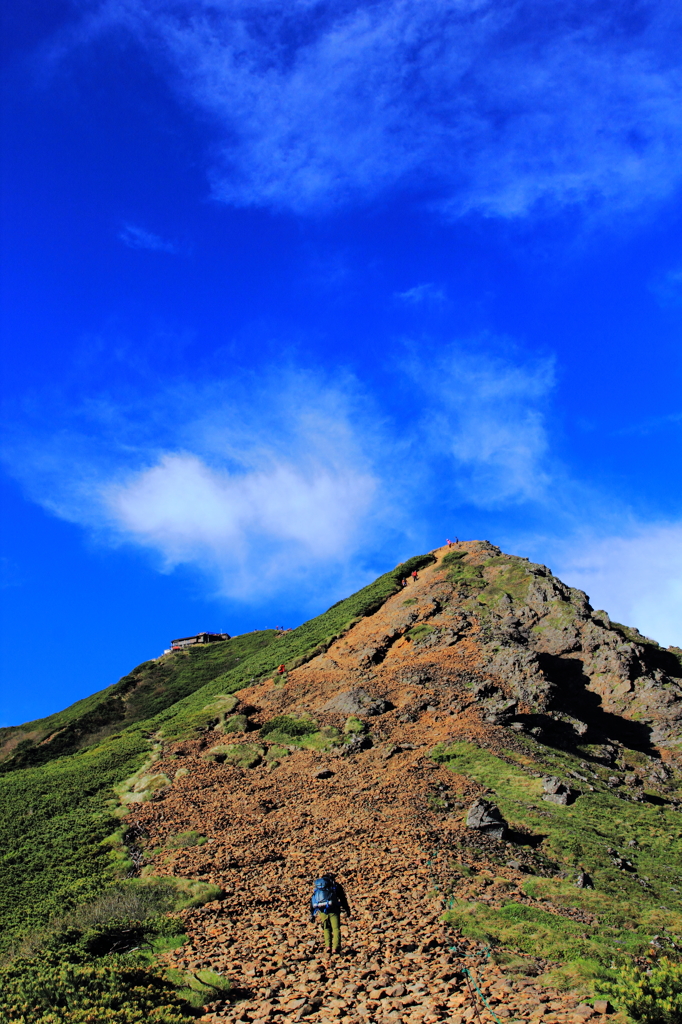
118, 223, 179, 254
413, 344, 555, 506
89, 0, 682, 218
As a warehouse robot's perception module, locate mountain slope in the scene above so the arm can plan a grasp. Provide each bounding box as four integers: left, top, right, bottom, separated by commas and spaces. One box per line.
115, 542, 681, 1022
1, 542, 681, 1024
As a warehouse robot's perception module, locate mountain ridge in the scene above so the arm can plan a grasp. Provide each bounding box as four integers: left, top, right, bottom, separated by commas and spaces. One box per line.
1, 542, 681, 1024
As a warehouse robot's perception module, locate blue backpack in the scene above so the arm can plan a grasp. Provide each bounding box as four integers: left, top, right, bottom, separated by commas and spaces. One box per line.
311, 877, 336, 915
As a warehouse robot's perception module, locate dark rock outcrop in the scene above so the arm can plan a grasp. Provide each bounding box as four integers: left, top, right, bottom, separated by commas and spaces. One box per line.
466, 797, 507, 839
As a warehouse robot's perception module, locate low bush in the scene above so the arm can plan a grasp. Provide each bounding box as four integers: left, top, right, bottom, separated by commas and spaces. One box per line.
260, 715, 317, 738
220, 714, 248, 734
0, 949, 197, 1023
166, 967, 230, 1009
206, 743, 263, 769
603, 957, 682, 1024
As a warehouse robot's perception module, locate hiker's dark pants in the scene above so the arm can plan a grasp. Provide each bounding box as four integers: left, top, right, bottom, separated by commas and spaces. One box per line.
317, 911, 342, 952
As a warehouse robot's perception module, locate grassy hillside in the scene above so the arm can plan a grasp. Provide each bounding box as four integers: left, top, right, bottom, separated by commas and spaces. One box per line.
0, 630, 279, 771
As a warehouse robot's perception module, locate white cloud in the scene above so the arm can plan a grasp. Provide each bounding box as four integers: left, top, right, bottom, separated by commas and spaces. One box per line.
415, 345, 555, 506
105, 450, 376, 596
118, 223, 179, 254
87, 0, 682, 218
554, 524, 682, 648
1, 370, 384, 600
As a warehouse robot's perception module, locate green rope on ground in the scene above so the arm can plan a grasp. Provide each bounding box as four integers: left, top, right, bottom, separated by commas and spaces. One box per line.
463, 966, 521, 1024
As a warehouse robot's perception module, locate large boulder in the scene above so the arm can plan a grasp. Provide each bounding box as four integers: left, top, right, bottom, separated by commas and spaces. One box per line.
542, 776, 572, 805
466, 798, 507, 839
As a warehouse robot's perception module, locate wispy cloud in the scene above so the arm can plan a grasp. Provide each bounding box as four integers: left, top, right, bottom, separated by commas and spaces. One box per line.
396, 284, 446, 306
413, 343, 555, 506
4, 347, 681, 643
86, 0, 682, 219
118, 223, 179, 254
2, 371, 383, 600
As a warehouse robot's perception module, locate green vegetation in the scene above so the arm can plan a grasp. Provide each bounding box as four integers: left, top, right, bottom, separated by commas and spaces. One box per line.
445, 898, 608, 961
343, 716, 366, 735
0, 950, 198, 1023
164, 831, 207, 851
260, 714, 318, 738
441, 549, 485, 589
259, 714, 345, 751
0, 877, 229, 1022
434, 741, 682, 969
405, 623, 436, 643
220, 713, 249, 733
166, 967, 231, 1010
603, 958, 682, 1024
0, 632, 278, 772
0, 729, 150, 948
204, 742, 264, 768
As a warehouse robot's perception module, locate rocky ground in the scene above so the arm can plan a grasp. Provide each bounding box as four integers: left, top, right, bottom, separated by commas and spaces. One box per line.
134, 738, 623, 1024
122, 543, 681, 1023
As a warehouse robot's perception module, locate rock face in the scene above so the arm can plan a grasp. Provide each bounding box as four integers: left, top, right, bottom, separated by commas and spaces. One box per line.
466, 798, 507, 838
301, 540, 682, 750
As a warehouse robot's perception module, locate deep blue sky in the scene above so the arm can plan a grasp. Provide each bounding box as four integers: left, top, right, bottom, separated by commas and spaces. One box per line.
2, 0, 681, 725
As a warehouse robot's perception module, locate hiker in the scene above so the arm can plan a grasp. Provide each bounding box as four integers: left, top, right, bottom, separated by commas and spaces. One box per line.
411, 570, 418, 581
309, 873, 351, 959
276, 664, 286, 675
401, 577, 408, 588
446, 538, 452, 548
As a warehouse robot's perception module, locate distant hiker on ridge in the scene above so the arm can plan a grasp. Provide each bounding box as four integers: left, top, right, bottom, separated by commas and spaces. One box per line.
310, 873, 351, 961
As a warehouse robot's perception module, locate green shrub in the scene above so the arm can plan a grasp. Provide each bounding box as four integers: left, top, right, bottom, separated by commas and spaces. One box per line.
604, 958, 682, 1024
219, 714, 248, 734
260, 715, 317, 738
265, 744, 290, 761
0, 949, 196, 1023
344, 717, 366, 735
206, 743, 263, 769
299, 727, 343, 751
165, 831, 207, 851
405, 624, 435, 643
166, 967, 230, 1009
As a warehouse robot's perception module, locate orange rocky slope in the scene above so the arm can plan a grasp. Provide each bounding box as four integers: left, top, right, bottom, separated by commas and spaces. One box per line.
124, 543, 665, 1023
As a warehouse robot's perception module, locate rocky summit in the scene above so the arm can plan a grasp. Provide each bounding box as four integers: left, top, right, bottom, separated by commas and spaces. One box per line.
2, 542, 682, 1024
